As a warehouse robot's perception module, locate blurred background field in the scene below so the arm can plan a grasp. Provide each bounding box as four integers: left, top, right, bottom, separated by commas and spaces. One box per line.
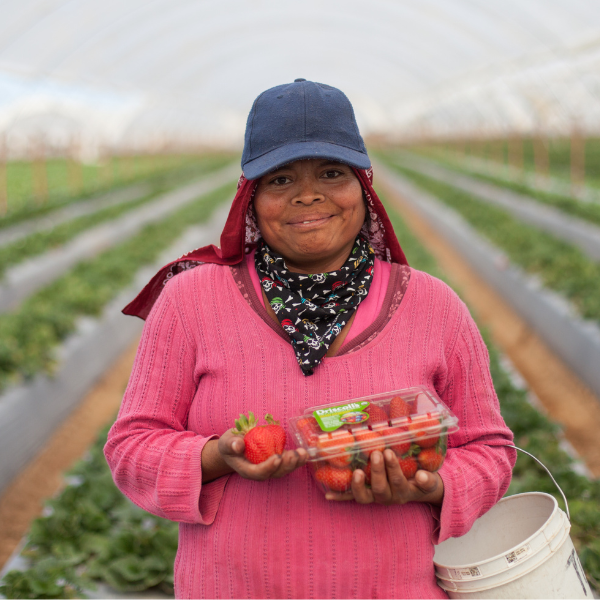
1, 0, 600, 597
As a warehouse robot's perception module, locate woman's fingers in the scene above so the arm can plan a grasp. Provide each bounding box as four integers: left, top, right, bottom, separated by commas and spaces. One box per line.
350, 468, 374, 504
368, 451, 394, 504
219, 429, 309, 481
413, 470, 445, 506
384, 450, 412, 503
271, 449, 309, 478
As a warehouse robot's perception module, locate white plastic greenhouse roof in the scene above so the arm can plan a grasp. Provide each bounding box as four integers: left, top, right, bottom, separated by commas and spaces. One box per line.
1, 0, 600, 148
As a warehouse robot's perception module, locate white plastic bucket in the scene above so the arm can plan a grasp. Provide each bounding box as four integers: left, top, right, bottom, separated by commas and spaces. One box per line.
434, 492, 591, 599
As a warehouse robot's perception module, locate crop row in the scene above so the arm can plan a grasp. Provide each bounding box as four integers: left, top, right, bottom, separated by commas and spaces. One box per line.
413, 137, 600, 187
0, 155, 233, 281
384, 196, 600, 592
381, 160, 600, 326
0, 153, 235, 230
406, 149, 600, 227
1, 196, 597, 597
0, 181, 235, 393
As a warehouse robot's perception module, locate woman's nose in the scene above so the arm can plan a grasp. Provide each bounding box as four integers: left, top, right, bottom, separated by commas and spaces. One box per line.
291, 176, 324, 205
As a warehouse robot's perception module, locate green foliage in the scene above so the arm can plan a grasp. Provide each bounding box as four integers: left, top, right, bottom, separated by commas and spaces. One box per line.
379, 190, 600, 591
0, 181, 235, 391
2, 185, 598, 597
0, 153, 235, 230
384, 163, 600, 324
0, 427, 178, 598
405, 149, 600, 227
0, 155, 234, 278
405, 137, 600, 187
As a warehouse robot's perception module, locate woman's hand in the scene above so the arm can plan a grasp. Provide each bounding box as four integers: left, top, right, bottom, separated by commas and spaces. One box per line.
326, 449, 444, 506
202, 429, 308, 483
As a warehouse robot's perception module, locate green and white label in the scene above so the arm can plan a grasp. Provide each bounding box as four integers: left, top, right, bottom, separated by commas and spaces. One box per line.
313, 401, 370, 432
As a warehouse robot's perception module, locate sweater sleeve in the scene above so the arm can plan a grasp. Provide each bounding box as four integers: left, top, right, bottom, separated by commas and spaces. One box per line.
433, 303, 516, 544
104, 283, 228, 525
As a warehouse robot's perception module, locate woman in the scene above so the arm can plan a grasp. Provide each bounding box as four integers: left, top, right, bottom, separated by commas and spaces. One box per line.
105, 79, 515, 599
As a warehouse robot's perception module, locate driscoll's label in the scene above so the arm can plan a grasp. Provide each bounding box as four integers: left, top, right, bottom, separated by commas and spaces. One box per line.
313, 401, 370, 432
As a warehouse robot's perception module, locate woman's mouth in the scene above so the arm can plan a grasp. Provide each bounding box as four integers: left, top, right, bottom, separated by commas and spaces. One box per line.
288, 215, 333, 229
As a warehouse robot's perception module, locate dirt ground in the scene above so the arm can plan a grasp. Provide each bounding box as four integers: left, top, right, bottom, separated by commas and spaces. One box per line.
0, 340, 139, 570
379, 175, 600, 477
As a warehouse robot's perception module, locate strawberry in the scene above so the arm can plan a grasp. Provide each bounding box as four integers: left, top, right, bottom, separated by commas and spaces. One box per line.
397, 455, 418, 479
265, 414, 286, 453
364, 404, 388, 426
354, 429, 386, 457
315, 464, 353, 492
418, 448, 444, 472
232, 412, 286, 464
316, 430, 356, 468
408, 417, 441, 448
296, 416, 320, 447
389, 395, 412, 420
386, 426, 411, 456
361, 462, 372, 485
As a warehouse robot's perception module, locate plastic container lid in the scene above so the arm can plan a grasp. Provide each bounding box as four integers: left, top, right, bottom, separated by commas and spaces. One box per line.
289, 386, 459, 462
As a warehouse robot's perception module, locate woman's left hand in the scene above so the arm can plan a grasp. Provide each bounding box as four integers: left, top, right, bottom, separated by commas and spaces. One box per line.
326, 449, 444, 506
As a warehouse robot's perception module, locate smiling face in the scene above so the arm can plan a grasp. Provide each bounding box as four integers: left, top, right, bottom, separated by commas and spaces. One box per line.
253, 159, 366, 273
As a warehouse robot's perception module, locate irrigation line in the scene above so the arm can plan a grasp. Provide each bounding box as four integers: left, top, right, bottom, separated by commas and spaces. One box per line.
376, 161, 600, 402
0, 182, 152, 248
393, 152, 600, 262
0, 200, 232, 496
0, 162, 239, 313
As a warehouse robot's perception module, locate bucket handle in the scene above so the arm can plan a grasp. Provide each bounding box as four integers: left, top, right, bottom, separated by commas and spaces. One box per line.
507, 444, 570, 521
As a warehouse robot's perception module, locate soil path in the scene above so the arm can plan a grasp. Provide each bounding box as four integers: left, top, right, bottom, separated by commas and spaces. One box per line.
0, 339, 139, 570
378, 176, 600, 477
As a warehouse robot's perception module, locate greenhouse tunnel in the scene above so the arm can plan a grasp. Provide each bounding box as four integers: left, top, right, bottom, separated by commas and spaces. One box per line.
0, 0, 600, 597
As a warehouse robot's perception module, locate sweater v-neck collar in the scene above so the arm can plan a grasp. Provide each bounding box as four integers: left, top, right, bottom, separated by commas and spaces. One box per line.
230, 258, 409, 358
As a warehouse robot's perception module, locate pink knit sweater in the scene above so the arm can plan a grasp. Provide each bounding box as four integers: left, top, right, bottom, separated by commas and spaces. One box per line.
105, 261, 515, 599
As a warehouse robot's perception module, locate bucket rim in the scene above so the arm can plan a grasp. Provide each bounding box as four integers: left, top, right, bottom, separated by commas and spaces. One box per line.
434, 492, 560, 570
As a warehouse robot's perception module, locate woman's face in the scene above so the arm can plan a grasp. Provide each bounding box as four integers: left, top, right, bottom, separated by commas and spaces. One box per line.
254, 159, 366, 273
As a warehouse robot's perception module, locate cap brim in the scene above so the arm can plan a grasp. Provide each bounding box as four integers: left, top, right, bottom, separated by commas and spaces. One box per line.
242, 141, 371, 180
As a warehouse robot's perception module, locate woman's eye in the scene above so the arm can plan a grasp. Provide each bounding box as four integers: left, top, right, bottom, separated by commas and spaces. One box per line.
323, 170, 342, 179
271, 176, 290, 185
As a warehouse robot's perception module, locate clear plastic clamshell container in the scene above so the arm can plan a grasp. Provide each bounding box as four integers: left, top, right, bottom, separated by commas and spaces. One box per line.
289, 386, 459, 495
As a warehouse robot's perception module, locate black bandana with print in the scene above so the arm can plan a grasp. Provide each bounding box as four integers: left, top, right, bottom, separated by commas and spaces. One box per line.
255, 235, 375, 376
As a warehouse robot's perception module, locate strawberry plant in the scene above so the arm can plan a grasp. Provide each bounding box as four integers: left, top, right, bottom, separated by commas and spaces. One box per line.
0, 181, 235, 391
0, 153, 234, 229
0, 425, 178, 598
382, 190, 600, 592
2, 185, 599, 598
0, 155, 232, 279
384, 162, 600, 325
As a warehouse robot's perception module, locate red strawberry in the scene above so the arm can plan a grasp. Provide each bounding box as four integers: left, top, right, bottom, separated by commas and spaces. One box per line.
362, 462, 372, 485
354, 430, 386, 457
398, 455, 418, 479
296, 416, 320, 447
265, 414, 286, 454
408, 417, 441, 448
418, 448, 444, 472
389, 395, 412, 420
317, 430, 356, 468
232, 412, 286, 464
315, 464, 353, 492
365, 404, 389, 426
386, 426, 411, 456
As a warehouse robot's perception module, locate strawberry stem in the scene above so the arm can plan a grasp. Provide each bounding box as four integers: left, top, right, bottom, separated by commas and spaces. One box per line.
232, 412, 258, 436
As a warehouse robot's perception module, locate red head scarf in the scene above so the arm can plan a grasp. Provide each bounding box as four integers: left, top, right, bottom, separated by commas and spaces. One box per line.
123, 166, 408, 320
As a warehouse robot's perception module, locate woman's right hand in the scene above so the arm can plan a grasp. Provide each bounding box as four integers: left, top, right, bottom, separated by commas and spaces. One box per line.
202, 430, 308, 483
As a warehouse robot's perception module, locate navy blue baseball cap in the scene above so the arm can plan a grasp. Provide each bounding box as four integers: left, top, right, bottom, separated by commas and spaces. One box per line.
241, 79, 371, 180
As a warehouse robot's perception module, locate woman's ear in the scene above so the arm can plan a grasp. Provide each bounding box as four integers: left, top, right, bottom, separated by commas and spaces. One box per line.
363, 191, 371, 228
